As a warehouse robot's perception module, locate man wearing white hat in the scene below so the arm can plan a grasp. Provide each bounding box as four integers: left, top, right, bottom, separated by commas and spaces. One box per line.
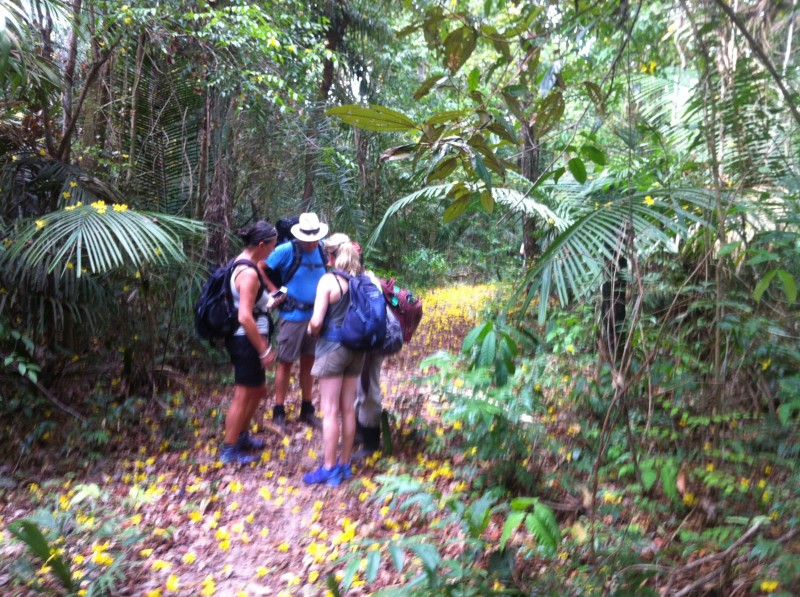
264, 212, 329, 430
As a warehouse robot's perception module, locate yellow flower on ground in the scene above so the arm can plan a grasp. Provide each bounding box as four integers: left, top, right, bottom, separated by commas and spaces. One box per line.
182, 552, 196, 564
256, 566, 268, 577
36, 220, 46, 229
229, 480, 243, 493
277, 542, 289, 552
760, 580, 779, 593
188, 511, 203, 523
152, 559, 171, 571
146, 589, 162, 597
643, 195, 655, 206
166, 574, 179, 591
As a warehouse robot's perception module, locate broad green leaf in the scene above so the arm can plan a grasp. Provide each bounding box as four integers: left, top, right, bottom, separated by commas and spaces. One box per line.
342, 556, 361, 590
467, 67, 481, 91
462, 321, 491, 353
443, 26, 477, 73
478, 330, 497, 368
753, 270, 777, 302
366, 550, 381, 583
718, 241, 741, 257
326, 105, 417, 133
388, 542, 405, 572
473, 154, 492, 189
641, 467, 658, 492
567, 157, 587, 183
499, 511, 526, 550
661, 459, 679, 501
8, 520, 74, 590
777, 270, 797, 304
443, 196, 470, 223
584, 80, 605, 114
413, 73, 446, 100
502, 92, 526, 123
480, 189, 495, 213
552, 166, 566, 183
425, 109, 469, 126
581, 145, 606, 166
510, 497, 538, 510
326, 574, 342, 596
427, 156, 458, 182
535, 91, 564, 137
503, 84, 528, 97
380, 144, 417, 162
407, 542, 440, 572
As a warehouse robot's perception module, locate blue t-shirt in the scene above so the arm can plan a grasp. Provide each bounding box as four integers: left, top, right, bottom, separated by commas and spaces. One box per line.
266, 241, 326, 322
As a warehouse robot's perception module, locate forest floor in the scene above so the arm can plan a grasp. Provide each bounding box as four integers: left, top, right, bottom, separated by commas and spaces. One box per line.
0, 284, 506, 597
2, 282, 797, 596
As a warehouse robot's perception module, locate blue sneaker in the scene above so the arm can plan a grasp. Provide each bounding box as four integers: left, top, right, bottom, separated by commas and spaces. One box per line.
237, 431, 265, 451
220, 445, 258, 465
337, 460, 353, 481
303, 465, 341, 487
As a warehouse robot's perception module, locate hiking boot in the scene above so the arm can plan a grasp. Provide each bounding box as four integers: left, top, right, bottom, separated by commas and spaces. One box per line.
272, 410, 287, 433
336, 459, 353, 481
220, 445, 258, 465
237, 431, 265, 451
303, 464, 341, 487
299, 403, 322, 430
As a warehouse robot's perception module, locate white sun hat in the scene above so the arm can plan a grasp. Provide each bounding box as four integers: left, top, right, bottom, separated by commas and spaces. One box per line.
290, 212, 329, 242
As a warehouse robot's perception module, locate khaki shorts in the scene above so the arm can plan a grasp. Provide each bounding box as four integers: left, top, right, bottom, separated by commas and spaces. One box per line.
276, 319, 317, 363
311, 346, 365, 378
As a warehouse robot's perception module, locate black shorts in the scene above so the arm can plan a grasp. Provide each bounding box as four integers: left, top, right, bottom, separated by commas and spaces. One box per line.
225, 335, 266, 387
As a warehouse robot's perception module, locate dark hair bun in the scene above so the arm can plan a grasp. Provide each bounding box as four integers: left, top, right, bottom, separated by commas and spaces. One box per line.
238, 221, 277, 246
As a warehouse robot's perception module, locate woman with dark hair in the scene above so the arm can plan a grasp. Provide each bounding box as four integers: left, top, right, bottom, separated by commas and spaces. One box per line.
220, 221, 282, 465
303, 234, 365, 486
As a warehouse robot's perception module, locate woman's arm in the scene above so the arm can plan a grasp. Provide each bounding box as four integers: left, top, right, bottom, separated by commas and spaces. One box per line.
307, 274, 333, 337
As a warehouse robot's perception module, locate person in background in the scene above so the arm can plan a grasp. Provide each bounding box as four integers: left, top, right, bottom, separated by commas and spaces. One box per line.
264, 212, 328, 431
352, 243, 385, 459
303, 234, 365, 486
221, 221, 280, 465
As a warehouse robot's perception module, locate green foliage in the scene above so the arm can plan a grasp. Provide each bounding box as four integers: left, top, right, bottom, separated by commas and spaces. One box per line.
7, 486, 142, 596
335, 472, 559, 596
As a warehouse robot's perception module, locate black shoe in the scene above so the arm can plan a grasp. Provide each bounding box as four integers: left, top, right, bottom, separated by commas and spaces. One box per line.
299, 409, 322, 430
272, 411, 286, 433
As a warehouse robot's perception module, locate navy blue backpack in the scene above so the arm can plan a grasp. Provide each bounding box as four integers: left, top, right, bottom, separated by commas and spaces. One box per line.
329, 270, 387, 351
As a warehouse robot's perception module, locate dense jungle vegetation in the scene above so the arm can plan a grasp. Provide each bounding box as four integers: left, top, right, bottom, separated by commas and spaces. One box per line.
1, 0, 798, 595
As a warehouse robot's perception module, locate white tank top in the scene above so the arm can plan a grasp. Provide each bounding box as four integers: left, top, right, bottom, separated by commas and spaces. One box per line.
230, 263, 272, 337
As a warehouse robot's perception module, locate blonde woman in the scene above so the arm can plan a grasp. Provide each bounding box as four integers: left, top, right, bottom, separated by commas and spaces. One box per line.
304, 234, 365, 486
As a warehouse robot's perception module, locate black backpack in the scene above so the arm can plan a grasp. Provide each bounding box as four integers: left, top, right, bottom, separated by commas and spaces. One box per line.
194, 259, 264, 341
266, 217, 326, 288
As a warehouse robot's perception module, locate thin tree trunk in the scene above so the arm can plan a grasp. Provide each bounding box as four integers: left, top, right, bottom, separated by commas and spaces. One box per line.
61, 0, 83, 164
301, 0, 350, 208
125, 32, 147, 188
520, 123, 540, 262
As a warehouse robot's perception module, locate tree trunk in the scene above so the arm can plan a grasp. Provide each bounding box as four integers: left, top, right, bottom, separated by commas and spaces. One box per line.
520, 122, 540, 263
301, 0, 350, 208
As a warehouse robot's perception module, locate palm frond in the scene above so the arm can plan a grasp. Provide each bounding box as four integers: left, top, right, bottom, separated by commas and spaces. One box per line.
4, 206, 204, 276
369, 182, 561, 247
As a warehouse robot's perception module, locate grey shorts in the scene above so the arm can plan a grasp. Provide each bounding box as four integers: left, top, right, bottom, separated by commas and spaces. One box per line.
276, 319, 317, 363
311, 346, 365, 378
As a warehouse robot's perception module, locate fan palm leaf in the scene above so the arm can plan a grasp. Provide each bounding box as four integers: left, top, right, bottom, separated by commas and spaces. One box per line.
3, 205, 203, 277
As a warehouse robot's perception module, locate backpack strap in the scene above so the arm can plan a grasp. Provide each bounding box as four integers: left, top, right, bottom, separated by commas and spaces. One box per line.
230, 259, 265, 303
282, 240, 326, 287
